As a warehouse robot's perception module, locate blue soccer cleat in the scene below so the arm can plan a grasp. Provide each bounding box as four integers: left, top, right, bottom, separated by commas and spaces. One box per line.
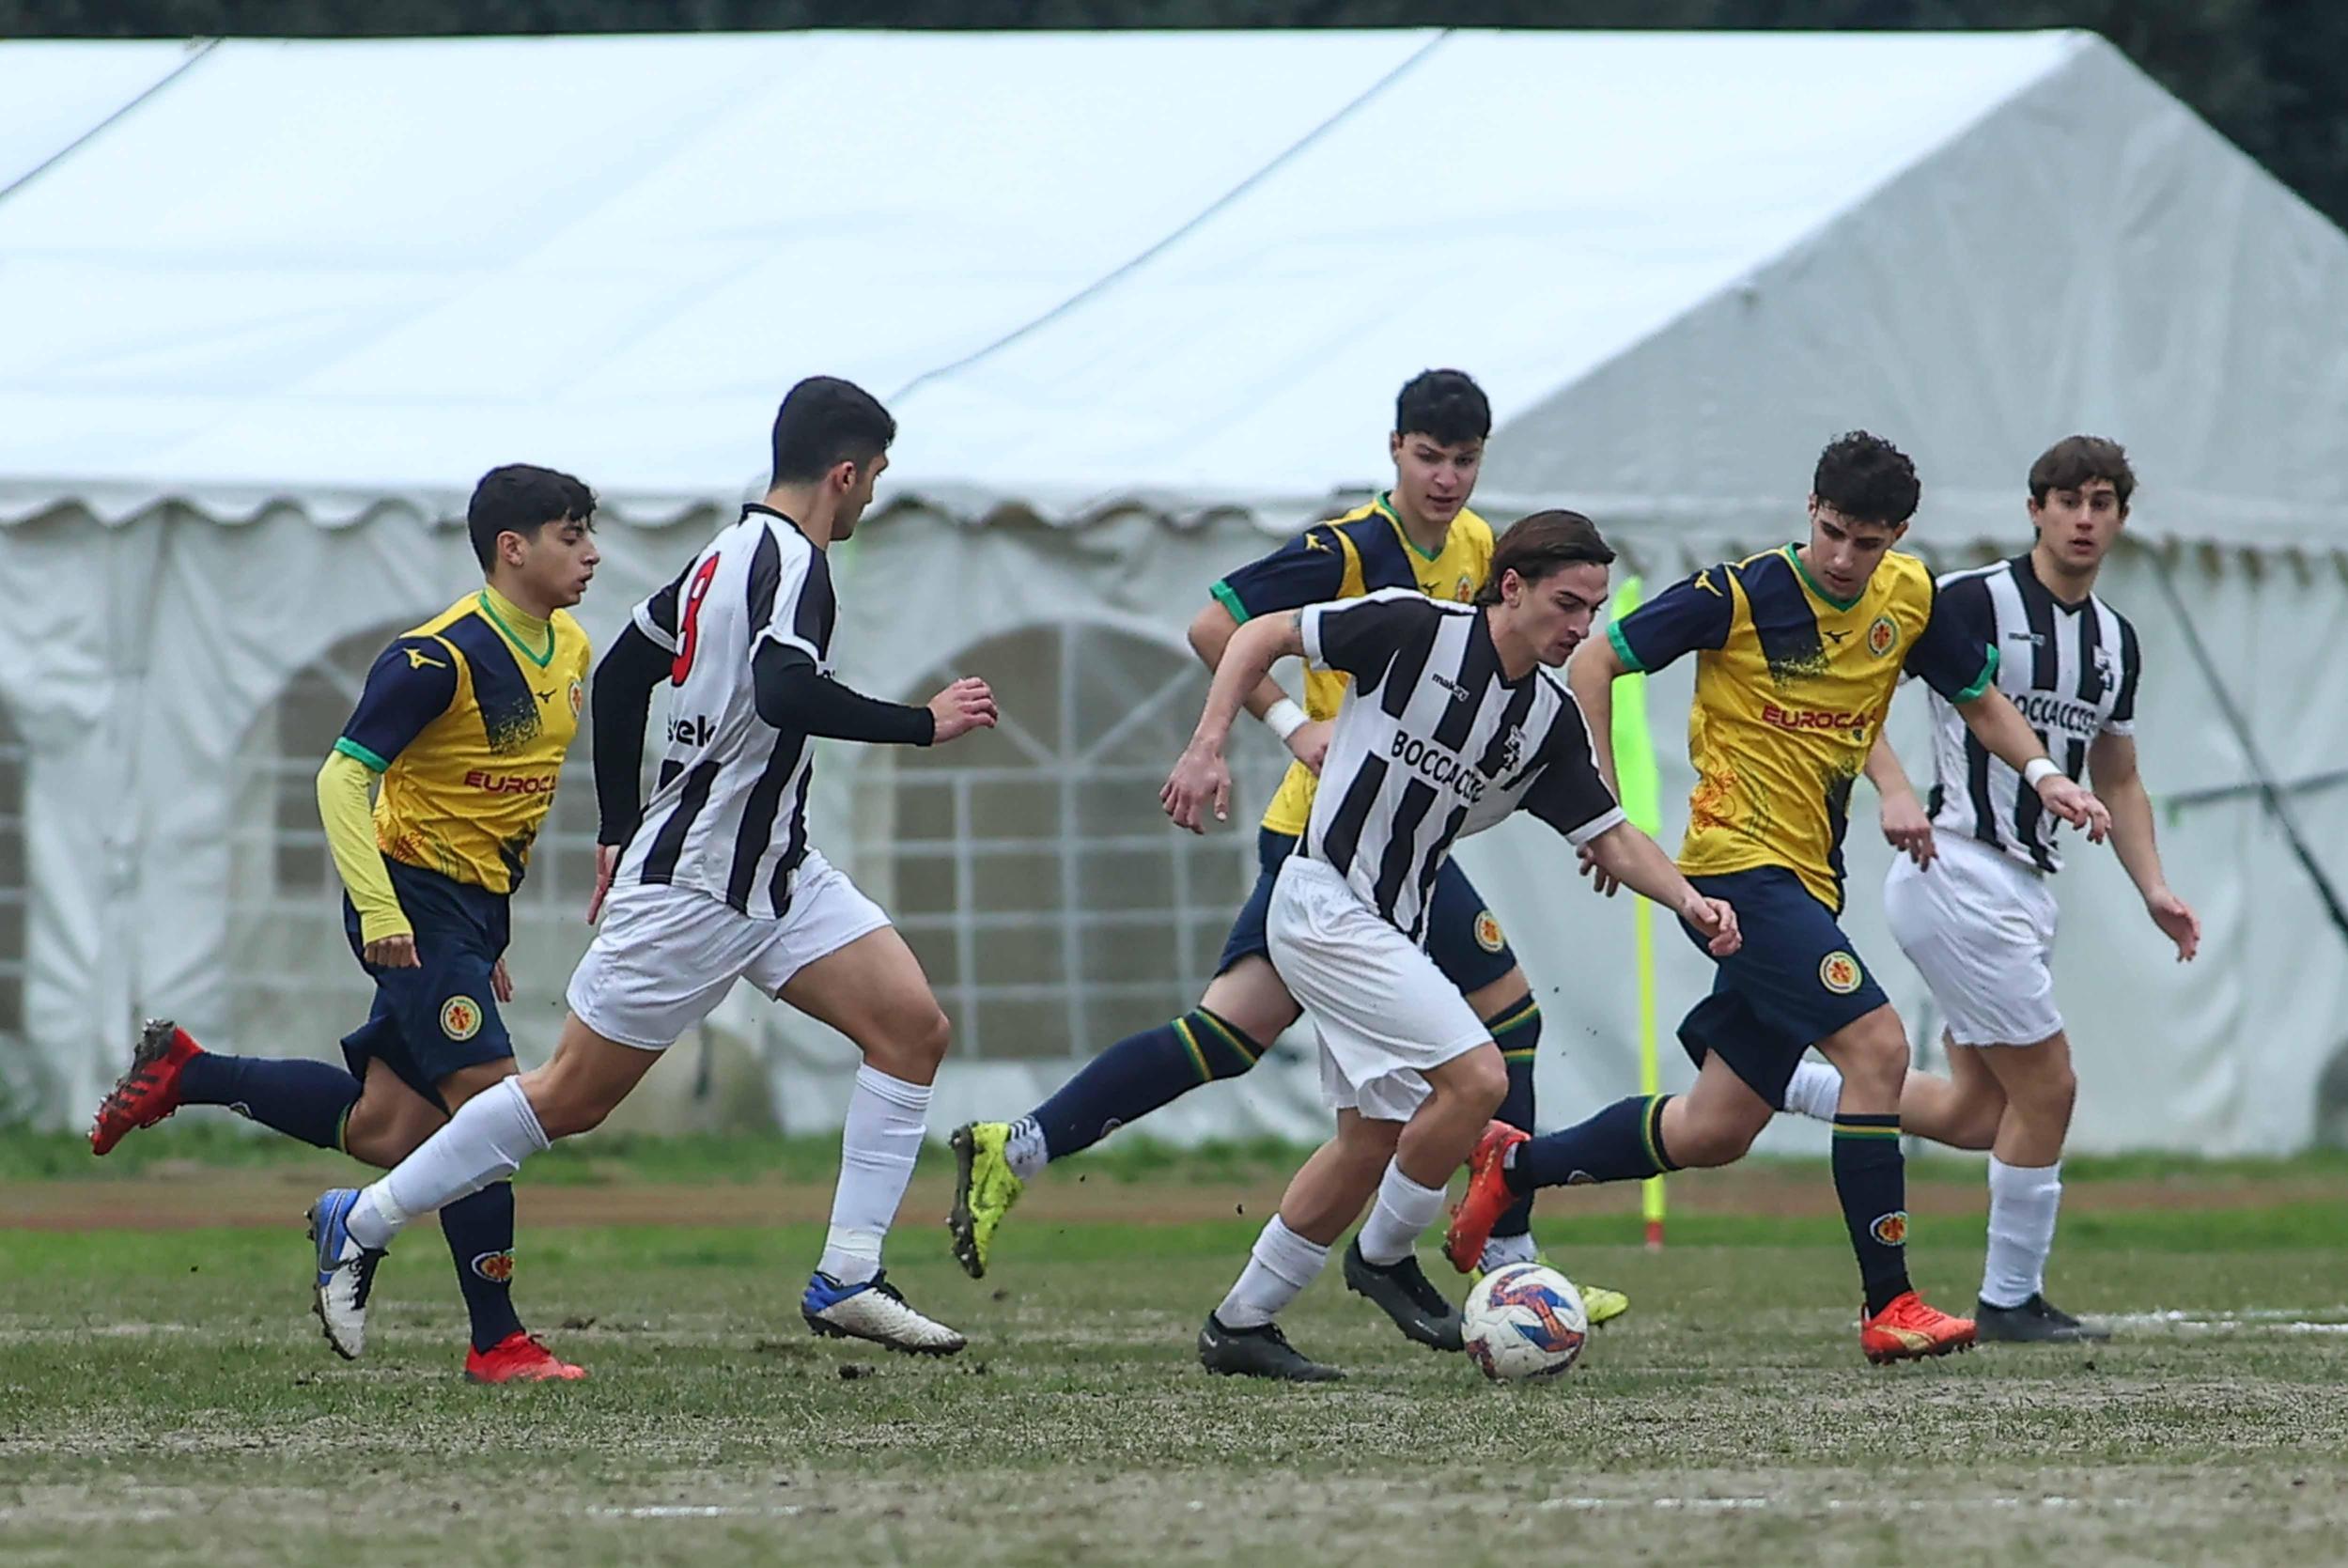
307, 1188, 386, 1360
801, 1270, 965, 1356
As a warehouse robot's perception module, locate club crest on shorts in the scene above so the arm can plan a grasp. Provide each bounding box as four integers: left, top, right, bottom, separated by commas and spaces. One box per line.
471, 1250, 515, 1283
1819, 952, 1863, 994
440, 995, 484, 1040
1474, 910, 1506, 954
1866, 614, 1899, 658
1870, 1210, 1909, 1247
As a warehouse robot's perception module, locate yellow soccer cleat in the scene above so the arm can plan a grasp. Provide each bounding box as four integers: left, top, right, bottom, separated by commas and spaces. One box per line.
1470, 1252, 1631, 1327
947, 1122, 1025, 1280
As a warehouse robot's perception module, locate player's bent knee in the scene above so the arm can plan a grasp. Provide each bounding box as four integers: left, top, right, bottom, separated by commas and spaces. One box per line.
1441, 1047, 1510, 1120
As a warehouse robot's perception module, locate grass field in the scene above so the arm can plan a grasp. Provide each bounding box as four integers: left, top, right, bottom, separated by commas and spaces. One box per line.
5, 1133, 2346, 1566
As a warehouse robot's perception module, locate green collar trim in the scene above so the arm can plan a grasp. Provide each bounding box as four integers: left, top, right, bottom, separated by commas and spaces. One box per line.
1783, 544, 1862, 613
1375, 492, 1444, 562
476, 590, 554, 668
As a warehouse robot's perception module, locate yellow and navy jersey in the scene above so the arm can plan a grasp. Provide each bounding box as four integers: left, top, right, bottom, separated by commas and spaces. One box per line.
1610, 545, 1997, 912
334, 592, 593, 895
1210, 494, 1494, 836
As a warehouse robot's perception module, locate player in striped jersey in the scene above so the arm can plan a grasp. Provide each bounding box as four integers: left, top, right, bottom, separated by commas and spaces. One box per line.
1163, 513, 1737, 1380
1780, 436, 2200, 1343
305, 378, 999, 1360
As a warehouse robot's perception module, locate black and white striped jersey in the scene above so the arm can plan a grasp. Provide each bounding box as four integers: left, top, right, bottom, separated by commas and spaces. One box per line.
1297, 588, 1625, 939
1923, 553, 2141, 874
618, 503, 836, 918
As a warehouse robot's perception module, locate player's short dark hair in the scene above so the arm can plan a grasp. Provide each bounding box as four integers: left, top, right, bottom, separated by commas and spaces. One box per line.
2029, 435, 2135, 511
467, 463, 595, 569
1478, 509, 1615, 604
1395, 369, 1491, 448
1812, 431, 1920, 527
770, 376, 896, 485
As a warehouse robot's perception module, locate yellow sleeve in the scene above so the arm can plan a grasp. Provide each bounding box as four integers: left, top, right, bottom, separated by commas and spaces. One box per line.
316, 749, 409, 943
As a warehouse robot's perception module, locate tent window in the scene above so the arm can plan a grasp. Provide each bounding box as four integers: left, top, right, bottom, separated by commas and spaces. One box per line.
0, 701, 24, 1060
226, 622, 603, 1059
858, 624, 1287, 1062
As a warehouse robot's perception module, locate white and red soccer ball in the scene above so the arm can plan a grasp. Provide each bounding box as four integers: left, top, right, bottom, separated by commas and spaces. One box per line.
1461, 1262, 1588, 1381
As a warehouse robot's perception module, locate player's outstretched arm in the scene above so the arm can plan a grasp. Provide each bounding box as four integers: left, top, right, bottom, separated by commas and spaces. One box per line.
1581, 821, 1741, 955
1865, 730, 1936, 869
2089, 731, 2200, 961
1164, 611, 1306, 832
1189, 598, 1327, 776
1563, 633, 1625, 797
592, 624, 671, 851
1956, 685, 2112, 843
751, 642, 996, 747
315, 750, 416, 967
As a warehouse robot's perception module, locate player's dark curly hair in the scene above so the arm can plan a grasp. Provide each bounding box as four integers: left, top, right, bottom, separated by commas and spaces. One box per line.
2029, 435, 2135, 511
467, 463, 594, 569
771, 376, 896, 485
1395, 368, 1491, 447
1478, 509, 1615, 604
1812, 431, 1920, 526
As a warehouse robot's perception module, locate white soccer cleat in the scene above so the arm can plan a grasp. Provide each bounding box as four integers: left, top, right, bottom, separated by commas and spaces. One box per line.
801, 1270, 966, 1357
307, 1188, 386, 1360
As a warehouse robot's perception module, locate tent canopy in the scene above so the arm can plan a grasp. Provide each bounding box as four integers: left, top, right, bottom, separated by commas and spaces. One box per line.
6, 28, 2342, 552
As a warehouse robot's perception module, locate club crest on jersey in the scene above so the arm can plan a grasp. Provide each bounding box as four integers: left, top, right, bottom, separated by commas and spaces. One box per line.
568, 678, 584, 718
440, 996, 484, 1040
471, 1250, 515, 1283
1474, 910, 1506, 954
1870, 1211, 1909, 1247
1819, 952, 1863, 995
1454, 573, 1474, 602
2092, 646, 2118, 681
1866, 615, 1899, 658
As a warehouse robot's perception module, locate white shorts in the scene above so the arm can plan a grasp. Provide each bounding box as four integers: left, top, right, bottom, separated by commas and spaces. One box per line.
1883, 831, 2062, 1048
566, 849, 891, 1051
1267, 855, 1492, 1122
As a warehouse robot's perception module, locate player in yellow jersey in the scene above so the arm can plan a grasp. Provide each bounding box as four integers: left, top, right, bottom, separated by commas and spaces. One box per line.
950, 370, 1629, 1340
89, 465, 599, 1383
1447, 432, 2112, 1364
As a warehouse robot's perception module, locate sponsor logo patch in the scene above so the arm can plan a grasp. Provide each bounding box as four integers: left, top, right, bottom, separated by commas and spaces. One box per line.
1819, 952, 1863, 995
472, 1250, 515, 1283
1474, 910, 1506, 954
440, 996, 484, 1041
1871, 1210, 1909, 1247
1866, 615, 1899, 658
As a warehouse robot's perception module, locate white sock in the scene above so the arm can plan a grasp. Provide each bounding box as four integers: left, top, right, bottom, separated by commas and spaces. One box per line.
1479, 1232, 1538, 1272
1356, 1160, 1448, 1267
1216, 1216, 1329, 1329
1004, 1114, 1050, 1182
1982, 1157, 2062, 1309
350, 1075, 548, 1249
1782, 1058, 1844, 1122
817, 1065, 931, 1285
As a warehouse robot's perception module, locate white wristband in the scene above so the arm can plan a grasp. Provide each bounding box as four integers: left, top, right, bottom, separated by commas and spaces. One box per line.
1264, 698, 1310, 742
2022, 756, 2061, 789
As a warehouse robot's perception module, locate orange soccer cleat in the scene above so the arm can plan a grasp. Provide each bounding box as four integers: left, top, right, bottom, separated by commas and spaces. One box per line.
1860, 1291, 1977, 1365
1442, 1120, 1531, 1273
90, 1020, 204, 1156
464, 1332, 589, 1384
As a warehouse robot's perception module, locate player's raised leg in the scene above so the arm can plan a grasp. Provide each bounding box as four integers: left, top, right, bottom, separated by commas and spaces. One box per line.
776, 921, 965, 1356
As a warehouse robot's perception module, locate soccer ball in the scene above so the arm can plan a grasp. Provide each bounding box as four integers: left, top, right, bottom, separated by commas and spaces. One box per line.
1461, 1263, 1588, 1381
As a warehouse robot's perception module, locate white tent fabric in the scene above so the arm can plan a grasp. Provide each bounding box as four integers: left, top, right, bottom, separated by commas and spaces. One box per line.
2, 29, 2344, 1153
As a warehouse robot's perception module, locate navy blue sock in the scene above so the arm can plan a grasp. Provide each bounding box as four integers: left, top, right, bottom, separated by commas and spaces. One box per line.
1508, 1094, 1676, 1193
440, 1182, 525, 1354
1032, 1007, 1264, 1161
1832, 1114, 1913, 1314
177, 1053, 362, 1151
1487, 997, 1542, 1240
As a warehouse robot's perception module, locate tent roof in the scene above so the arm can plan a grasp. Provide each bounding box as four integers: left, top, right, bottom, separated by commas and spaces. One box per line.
1, 29, 2341, 551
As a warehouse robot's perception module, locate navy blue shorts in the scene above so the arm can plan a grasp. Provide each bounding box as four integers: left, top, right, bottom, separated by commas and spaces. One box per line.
1217, 828, 1519, 998
340, 857, 515, 1111
1674, 865, 1890, 1109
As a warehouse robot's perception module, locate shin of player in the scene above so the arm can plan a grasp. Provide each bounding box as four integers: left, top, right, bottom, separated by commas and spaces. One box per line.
1782, 436, 2198, 1343
1450, 433, 2115, 1365
1167, 512, 1737, 1380
308, 377, 997, 1360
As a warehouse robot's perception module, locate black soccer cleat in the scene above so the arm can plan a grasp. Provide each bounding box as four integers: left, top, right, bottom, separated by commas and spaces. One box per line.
1197, 1312, 1344, 1382
1342, 1238, 1465, 1353
1975, 1293, 2113, 1344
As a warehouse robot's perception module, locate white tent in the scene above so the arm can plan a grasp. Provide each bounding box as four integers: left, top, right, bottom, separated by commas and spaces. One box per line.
2, 29, 2343, 1152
